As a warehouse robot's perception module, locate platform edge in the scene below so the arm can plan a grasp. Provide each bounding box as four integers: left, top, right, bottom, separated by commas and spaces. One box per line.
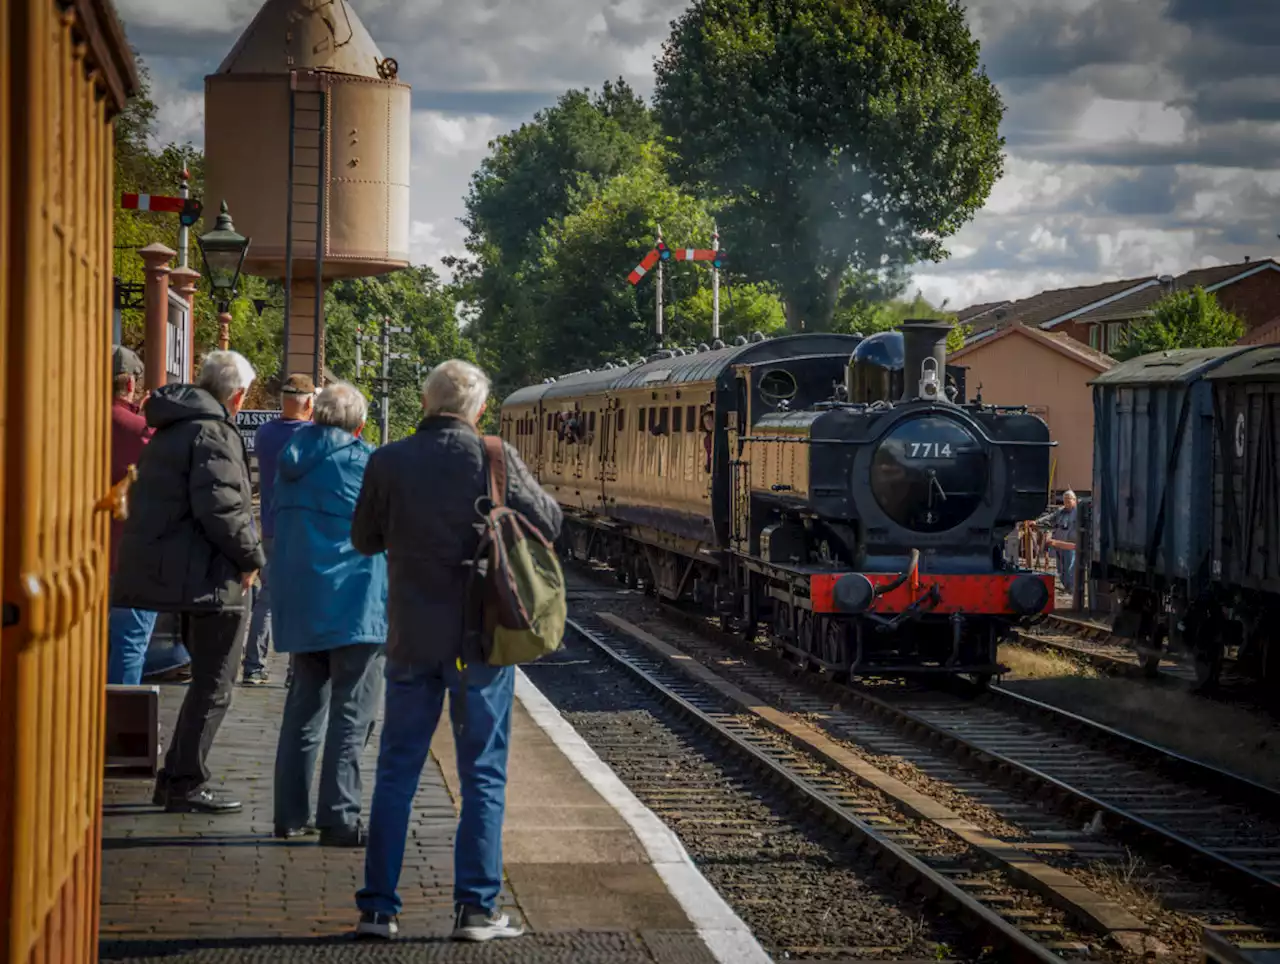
513, 669, 774, 964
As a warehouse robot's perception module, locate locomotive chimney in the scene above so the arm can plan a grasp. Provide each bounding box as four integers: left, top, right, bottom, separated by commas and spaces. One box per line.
899, 319, 953, 403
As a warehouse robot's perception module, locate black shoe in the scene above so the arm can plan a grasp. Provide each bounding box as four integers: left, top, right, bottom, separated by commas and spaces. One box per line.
355, 911, 398, 940
165, 787, 242, 814
319, 824, 367, 848
151, 781, 169, 807
273, 824, 318, 839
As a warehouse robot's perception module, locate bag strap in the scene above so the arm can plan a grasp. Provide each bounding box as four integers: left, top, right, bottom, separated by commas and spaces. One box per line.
481, 435, 508, 508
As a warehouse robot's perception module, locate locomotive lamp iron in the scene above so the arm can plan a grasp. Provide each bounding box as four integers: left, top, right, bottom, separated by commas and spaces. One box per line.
498, 319, 1056, 685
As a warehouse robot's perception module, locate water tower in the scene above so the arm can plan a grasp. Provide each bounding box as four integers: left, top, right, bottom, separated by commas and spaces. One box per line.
204, 0, 410, 382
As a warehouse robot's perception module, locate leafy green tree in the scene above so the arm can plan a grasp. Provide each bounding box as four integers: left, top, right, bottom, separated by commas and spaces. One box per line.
1119, 287, 1244, 360
523, 145, 716, 382
674, 282, 788, 343
454, 81, 661, 395
832, 289, 968, 352
654, 0, 1005, 331
325, 267, 473, 443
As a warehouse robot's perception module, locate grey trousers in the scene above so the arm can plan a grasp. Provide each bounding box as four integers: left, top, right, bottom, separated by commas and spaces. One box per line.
160, 608, 249, 796
273, 643, 386, 832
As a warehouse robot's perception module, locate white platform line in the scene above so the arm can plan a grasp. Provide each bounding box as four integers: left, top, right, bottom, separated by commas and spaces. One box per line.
514, 669, 774, 964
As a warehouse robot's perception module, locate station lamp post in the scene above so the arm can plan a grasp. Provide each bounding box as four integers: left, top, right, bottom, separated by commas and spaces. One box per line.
196, 201, 251, 350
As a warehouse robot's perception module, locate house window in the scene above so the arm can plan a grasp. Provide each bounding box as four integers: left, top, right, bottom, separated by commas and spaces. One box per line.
1089, 326, 1100, 350
1107, 323, 1128, 351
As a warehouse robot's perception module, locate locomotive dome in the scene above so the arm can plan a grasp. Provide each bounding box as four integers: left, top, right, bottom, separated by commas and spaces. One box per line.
847, 330, 905, 403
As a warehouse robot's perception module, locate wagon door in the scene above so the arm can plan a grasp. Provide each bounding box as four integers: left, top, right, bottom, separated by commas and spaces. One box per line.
1, 3, 132, 959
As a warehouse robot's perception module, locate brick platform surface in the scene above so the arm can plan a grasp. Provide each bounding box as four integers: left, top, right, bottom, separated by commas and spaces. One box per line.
99, 650, 710, 963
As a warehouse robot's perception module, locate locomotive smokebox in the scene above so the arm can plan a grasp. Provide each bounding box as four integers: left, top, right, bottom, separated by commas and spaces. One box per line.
900, 320, 953, 403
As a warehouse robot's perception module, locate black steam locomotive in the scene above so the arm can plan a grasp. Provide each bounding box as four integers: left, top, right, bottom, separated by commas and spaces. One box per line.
500, 321, 1057, 680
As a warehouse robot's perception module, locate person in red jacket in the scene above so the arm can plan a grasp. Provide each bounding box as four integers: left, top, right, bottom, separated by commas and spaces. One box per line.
108, 345, 158, 685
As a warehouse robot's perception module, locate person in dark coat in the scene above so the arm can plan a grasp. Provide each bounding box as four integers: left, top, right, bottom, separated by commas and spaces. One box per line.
271, 381, 387, 846
113, 350, 266, 814
351, 359, 561, 942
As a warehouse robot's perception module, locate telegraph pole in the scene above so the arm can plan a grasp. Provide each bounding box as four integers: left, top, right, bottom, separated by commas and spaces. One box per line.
379, 324, 410, 443
711, 223, 720, 342
655, 225, 664, 348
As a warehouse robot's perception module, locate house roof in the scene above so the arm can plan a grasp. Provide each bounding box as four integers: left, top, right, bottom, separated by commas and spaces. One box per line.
959, 277, 1157, 335
1238, 315, 1280, 346
949, 322, 1116, 373
1054, 258, 1280, 325
956, 300, 1009, 324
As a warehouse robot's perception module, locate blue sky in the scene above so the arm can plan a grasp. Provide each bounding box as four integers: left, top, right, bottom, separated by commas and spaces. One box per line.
116, 0, 1280, 309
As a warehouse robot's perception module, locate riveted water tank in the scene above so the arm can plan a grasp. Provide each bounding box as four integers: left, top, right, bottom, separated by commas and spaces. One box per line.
203, 0, 410, 280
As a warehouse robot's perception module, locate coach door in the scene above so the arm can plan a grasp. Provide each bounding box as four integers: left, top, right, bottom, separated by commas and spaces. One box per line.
1, 3, 135, 960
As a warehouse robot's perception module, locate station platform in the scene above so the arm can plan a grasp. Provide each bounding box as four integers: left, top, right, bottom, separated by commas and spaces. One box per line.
99, 649, 764, 963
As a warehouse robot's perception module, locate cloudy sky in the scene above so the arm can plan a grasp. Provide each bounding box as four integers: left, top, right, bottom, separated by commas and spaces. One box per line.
118, 0, 1280, 310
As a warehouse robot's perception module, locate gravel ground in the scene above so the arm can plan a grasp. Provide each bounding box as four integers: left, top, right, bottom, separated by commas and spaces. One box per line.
562, 567, 1277, 964
523, 629, 981, 962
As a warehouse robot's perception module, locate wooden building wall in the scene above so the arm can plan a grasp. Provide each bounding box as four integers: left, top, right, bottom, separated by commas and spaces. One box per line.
0, 1, 136, 960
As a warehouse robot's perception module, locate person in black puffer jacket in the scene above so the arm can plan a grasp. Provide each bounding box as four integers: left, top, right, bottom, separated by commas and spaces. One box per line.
113, 350, 266, 815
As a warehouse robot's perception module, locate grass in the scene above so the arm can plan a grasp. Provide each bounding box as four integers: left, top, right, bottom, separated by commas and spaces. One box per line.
999, 648, 1280, 790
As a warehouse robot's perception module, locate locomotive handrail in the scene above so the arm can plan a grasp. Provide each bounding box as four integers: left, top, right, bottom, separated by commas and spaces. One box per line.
738, 434, 1056, 448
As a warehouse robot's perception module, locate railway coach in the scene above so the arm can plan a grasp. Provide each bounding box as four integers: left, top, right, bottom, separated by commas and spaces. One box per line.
500, 323, 1057, 682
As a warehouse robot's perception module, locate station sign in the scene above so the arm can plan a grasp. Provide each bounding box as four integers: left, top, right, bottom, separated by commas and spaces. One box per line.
235, 410, 280, 456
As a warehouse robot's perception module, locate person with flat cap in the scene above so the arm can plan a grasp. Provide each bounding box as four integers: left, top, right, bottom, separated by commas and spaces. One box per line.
107, 345, 158, 685
242, 373, 316, 686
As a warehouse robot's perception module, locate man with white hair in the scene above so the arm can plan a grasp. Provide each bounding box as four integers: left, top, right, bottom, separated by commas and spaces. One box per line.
351, 358, 561, 942
1038, 489, 1079, 593
114, 349, 266, 815
270, 381, 387, 847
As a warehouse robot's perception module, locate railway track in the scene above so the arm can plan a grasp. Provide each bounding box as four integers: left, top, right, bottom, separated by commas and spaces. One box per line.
533, 612, 1107, 962
1012, 614, 1197, 684
582, 596, 1280, 958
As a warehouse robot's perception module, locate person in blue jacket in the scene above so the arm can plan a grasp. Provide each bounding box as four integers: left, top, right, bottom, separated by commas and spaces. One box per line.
270, 380, 387, 847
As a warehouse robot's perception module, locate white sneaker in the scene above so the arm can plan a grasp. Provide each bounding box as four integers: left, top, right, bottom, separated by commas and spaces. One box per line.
451, 906, 525, 942
355, 911, 398, 939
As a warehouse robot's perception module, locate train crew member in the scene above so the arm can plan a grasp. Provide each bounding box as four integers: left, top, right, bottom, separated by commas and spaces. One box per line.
113, 350, 266, 815
1039, 490, 1078, 592
107, 345, 158, 685
350, 359, 561, 942
241, 372, 316, 687
270, 381, 386, 847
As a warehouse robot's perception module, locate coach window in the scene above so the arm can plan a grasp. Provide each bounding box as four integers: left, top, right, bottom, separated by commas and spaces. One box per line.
686, 405, 695, 431
638, 406, 646, 431
673, 406, 683, 432
617, 410, 625, 431
589, 411, 596, 432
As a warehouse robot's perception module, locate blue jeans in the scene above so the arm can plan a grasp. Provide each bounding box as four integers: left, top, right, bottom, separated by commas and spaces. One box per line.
243, 538, 273, 675
1057, 549, 1076, 593
107, 607, 158, 685
357, 661, 515, 917
274, 644, 386, 832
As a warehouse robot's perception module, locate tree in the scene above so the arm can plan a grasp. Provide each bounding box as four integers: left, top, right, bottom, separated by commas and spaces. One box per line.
325, 267, 472, 443
454, 81, 661, 395
654, 0, 1005, 331
1119, 287, 1245, 360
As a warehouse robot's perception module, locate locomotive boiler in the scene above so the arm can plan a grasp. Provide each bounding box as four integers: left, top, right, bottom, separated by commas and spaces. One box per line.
499, 322, 1057, 681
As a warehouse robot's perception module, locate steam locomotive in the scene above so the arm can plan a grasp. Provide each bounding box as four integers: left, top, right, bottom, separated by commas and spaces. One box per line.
499, 321, 1057, 680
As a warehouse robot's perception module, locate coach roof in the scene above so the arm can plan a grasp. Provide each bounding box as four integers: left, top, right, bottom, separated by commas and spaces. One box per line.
501, 333, 863, 408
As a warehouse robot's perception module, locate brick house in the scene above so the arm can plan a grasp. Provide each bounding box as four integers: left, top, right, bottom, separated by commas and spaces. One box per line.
949, 323, 1115, 494
1065, 258, 1280, 354
957, 258, 1280, 357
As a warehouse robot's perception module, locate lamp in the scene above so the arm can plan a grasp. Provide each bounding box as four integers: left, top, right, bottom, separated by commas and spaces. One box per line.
197, 201, 251, 349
